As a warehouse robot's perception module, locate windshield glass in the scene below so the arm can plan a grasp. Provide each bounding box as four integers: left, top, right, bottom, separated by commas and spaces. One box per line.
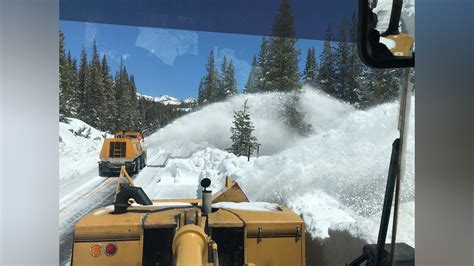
59, 0, 414, 265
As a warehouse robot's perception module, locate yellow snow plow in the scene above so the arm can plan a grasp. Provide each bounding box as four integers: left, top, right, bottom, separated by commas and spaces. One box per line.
71, 176, 306, 265
98, 137, 146, 177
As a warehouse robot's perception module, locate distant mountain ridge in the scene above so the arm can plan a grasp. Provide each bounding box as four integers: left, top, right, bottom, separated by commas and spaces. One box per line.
137, 92, 196, 105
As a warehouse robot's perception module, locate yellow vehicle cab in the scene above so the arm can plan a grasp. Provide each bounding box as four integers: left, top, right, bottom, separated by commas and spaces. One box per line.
98, 137, 147, 177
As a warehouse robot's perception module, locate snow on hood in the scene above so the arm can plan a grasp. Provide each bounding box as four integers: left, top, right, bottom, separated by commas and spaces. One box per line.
213, 202, 280, 212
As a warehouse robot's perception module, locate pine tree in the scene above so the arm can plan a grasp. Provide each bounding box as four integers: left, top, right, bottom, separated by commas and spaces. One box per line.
256, 37, 270, 91
334, 19, 353, 100
101, 55, 117, 131
227, 100, 258, 157
197, 78, 206, 104
59, 31, 67, 118
220, 57, 238, 98
77, 46, 89, 120
244, 55, 260, 94
128, 75, 141, 130
302, 47, 318, 87
263, 0, 301, 92
199, 50, 220, 104
83, 39, 106, 129
66, 52, 80, 116
59, 31, 190, 134
346, 14, 364, 106
59, 31, 77, 118
114, 60, 130, 129
218, 56, 229, 100
281, 93, 312, 136
319, 24, 336, 95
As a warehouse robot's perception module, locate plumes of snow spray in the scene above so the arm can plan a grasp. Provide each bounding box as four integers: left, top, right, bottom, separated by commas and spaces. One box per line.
146, 91, 310, 156
140, 86, 415, 246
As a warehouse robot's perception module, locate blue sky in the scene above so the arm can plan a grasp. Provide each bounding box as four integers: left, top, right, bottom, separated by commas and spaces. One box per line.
60, 20, 325, 99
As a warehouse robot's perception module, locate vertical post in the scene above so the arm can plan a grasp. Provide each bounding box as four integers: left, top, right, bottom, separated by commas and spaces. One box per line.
247, 145, 251, 161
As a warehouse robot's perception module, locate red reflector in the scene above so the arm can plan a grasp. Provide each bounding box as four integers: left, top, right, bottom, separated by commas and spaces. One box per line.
105, 243, 117, 256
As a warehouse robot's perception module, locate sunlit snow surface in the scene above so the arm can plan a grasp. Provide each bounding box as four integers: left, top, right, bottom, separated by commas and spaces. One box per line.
134, 87, 415, 247
213, 202, 279, 212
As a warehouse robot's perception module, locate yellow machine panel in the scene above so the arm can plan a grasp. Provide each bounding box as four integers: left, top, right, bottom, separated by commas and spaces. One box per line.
71, 177, 306, 265
72, 240, 143, 266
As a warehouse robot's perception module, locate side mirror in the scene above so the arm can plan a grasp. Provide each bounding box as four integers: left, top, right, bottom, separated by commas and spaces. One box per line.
358, 0, 415, 68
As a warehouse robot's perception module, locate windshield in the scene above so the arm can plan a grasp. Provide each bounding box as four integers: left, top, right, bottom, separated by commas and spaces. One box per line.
59, 0, 414, 265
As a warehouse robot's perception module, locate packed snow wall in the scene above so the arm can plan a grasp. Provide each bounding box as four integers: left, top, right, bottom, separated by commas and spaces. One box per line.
137, 86, 415, 246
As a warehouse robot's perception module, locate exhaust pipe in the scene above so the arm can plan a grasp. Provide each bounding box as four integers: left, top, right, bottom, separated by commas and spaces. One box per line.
201, 178, 212, 214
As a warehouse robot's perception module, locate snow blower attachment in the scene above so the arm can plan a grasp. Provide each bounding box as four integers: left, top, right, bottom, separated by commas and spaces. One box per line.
71, 176, 306, 265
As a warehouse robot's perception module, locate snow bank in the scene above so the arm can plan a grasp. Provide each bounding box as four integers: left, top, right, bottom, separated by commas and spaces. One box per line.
138, 87, 415, 246
59, 118, 114, 210
59, 118, 110, 181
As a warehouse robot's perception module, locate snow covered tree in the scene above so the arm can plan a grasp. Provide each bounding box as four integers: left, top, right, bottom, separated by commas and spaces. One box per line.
244, 55, 260, 94
227, 100, 258, 157
368, 68, 402, 105
319, 24, 336, 95
302, 47, 318, 87
263, 0, 301, 92
281, 93, 312, 136
256, 37, 270, 92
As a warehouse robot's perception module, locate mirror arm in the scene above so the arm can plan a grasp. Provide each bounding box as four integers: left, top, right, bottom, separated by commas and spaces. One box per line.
381, 0, 403, 37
